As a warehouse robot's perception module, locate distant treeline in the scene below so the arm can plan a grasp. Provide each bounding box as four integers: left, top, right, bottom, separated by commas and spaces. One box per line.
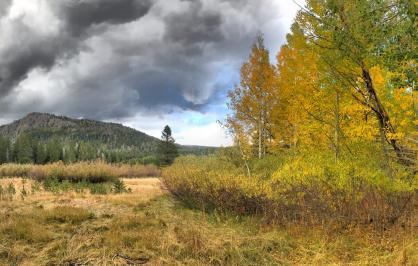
0, 134, 217, 165
0, 134, 159, 165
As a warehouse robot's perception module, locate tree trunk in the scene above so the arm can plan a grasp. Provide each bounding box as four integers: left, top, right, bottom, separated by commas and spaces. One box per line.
334, 91, 340, 163
378, 118, 391, 172
258, 119, 262, 159
236, 136, 251, 177
361, 65, 406, 165
241, 145, 251, 177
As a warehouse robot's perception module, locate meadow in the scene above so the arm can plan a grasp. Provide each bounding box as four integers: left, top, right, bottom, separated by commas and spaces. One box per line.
0, 0, 416, 264
0, 156, 416, 265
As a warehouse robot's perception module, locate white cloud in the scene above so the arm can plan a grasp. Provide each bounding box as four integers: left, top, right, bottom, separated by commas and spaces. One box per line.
112, 108, 232, 147
175, 122, 232, 146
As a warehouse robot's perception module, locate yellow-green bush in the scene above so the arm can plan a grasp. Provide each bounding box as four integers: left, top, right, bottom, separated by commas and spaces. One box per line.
162, 153, 417, 228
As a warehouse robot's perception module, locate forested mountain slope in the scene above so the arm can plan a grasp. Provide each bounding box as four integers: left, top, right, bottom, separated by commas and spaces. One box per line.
0, 113, 217, 163
0, 113, 160, 152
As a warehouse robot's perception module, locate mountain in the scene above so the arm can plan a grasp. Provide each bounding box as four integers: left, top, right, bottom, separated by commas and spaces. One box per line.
0, 113, 218, 159
0, 112, 160, 152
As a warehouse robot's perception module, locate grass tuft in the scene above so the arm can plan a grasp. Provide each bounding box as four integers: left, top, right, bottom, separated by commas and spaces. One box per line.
45, 206, 95, 224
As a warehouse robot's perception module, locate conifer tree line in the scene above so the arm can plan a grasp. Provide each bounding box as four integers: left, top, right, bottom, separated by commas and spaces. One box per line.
0, 134, 157, 165
226, 0, 416, 168
0, 125, 180, 165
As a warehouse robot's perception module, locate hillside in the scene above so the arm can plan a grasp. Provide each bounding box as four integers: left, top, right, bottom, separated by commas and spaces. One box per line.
0, 113, 160, 152
0, 113, 217, 157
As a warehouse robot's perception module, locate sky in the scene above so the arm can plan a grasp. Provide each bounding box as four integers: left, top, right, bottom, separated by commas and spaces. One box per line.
0, 0, 302, 146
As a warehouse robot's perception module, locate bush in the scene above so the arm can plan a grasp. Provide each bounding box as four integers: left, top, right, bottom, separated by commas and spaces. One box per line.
162, 153, 417, 229
89, 183, 111, 195
113, 179, 129, 193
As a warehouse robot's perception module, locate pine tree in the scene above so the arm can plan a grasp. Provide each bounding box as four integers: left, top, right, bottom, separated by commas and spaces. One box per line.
46, 137, 62, 163
157, 125, 178, 165
63, 144, 77, 164
14, 134, 34, 164
34, 142, 47, 164
0, 137, 10, 164
78, 141, 96, 161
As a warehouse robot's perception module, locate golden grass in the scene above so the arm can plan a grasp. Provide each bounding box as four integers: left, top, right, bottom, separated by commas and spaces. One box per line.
45, 206, 95, 224
0, 161, 160, 182
0, 178, 416, 265
0, 177, 164, 206
105, 178, 166, 206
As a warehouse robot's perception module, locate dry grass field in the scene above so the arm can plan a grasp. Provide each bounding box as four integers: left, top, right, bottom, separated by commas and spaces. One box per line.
0, 177, 164, 214
0, 177, 166, 265
0, 177, 416, 265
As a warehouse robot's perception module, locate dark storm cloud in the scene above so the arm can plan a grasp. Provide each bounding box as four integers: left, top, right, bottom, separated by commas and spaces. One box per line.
0, 0, 154, 98
131, 69, 210, 110
57, 0, 153, 36
164, 1, 224, 45
0, 0, 292, 122
0, 19, 69, 96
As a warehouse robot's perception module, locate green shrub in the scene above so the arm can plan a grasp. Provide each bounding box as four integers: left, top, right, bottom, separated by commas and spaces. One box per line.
249, 155, 286, 179
162, 153, 417, 229
113, 179, 128, 193
89, 183, 111, 195
42, 177, 61, 193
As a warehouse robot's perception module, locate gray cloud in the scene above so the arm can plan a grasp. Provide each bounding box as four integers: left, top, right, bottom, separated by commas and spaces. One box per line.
0, 0, 294, 123
0, 0, 154, 98
0, 0, 12, 17
56, 0, 153, 36
164, 1, 224, 46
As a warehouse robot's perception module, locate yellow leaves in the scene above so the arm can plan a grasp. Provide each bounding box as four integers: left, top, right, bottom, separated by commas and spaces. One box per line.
229, 9, 415, 155
386, 132, 405, 141
370, 66, 386, 90
274, 39, 334, 148
343, 101, 367, 113
226, 35, 277, 157
346, 124, 377, 140
381, 82, 416, 139
393, 89, 413, 111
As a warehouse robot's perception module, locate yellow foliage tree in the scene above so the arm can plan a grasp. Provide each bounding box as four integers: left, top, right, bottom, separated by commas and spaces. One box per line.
226, 34, 276, 159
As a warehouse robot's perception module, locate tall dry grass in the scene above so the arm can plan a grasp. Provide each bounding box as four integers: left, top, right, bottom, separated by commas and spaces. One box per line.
0, 194, 415, 265
0, 161, 160, 183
